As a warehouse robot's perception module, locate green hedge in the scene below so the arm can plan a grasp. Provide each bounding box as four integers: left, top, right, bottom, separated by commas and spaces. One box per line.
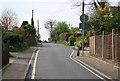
9, 42, 29, 52
3, 30, 23, 45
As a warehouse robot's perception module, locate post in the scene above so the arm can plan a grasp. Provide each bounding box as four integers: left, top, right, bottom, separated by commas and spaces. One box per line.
112, 29, 114, 61
82, 0, 85, 56
102, 31, 104, 58
31, 10, 34, 27
94, 33, 96, 55
0, 26, 2, 71
37, 20, 40, 38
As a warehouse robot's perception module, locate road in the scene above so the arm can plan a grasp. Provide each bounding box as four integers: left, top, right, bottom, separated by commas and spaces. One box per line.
28, 43, 102, 79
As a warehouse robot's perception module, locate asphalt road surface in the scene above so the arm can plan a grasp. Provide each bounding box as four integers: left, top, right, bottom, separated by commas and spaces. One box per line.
31, 43, 101, 79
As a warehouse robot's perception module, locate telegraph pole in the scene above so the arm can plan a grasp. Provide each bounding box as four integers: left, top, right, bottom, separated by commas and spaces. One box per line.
37, 20, 40, 38
31, 10, 34, 27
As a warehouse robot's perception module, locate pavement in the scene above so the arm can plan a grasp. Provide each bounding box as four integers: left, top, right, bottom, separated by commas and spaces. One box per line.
72, 49, 120, 81
1, 44, 40, 80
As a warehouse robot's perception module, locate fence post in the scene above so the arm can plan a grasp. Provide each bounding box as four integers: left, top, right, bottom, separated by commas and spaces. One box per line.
102, 31, 104, 58
0, 26, 2, 71
94, 34, 96, 55
112, 29, 114, 61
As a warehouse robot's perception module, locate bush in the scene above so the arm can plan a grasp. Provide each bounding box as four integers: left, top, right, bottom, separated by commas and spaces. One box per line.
65, 42, 70, 46
3, 30, 23, 45
69, 35, 76, 41
74, 41, 82, 47
9, 42, 29, 52
68, 36, 76, 46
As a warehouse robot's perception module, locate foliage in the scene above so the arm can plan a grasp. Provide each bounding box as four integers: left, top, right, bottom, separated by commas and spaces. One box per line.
0, 9, 18, 30
22, 24, 36, 37
3, 30, 23, 45
74, 31, 89, 46
9, 42, 29, 52
21, 21, 28, 27
74, 41, 82, 46
70, 27, 80, 33
50, 22, 70, 41
3, 30, 30, 52
110, 6, 120, 33
68, 35, 76, 41
88, 6, 112, 34
88, 5, 120, 34
12, 27, 26, 36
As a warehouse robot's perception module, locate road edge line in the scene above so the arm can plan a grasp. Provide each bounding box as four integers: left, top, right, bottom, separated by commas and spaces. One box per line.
31, 49, 40, 79
70, 50, 112, 81
24, 47, 39, 79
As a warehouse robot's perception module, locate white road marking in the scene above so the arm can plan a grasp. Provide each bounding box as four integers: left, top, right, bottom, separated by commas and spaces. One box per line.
31, 50, 40, 79
70, 50, 108, 81
24, 49, 38, 79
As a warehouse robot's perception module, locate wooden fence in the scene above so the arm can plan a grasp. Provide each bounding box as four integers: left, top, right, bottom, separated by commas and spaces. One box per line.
90, 30, 120, 62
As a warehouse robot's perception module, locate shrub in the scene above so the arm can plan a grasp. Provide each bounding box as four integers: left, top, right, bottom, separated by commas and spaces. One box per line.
3, 30, 23, 45
69, 35, 76, 41
74, 41, 82, 47
9, 42, 29, 52
68, 36, 76, 46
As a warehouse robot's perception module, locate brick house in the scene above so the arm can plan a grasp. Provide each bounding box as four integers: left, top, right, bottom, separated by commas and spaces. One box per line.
59, 31, 82, 41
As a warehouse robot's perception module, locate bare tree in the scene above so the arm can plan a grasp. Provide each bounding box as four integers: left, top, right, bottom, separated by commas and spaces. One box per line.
73, 0, 109, 9
44, 19, 56, 32
0, 9, 19, 30
118, 1, 120, 6
91, 0, 109, 9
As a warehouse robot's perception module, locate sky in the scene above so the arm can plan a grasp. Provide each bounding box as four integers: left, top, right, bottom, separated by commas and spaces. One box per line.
0, 0, 119, 41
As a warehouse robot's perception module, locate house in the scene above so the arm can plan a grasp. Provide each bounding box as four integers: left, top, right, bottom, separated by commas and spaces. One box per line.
59, 31, 82, 41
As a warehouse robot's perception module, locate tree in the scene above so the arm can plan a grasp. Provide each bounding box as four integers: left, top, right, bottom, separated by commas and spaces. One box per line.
21, 21, 28, 27
0, 9, 18, 30
44, 19, 56, 32
88, 2, 120, 34
70, 27, 80, 33
92, 0, 109, 9
88, 6, 112, 34
23, 24, 36, 37
50, 22, 70, 41
110, 5, 120, 33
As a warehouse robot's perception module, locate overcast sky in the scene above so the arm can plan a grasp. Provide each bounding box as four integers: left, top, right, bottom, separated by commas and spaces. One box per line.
0, 0, 119, 40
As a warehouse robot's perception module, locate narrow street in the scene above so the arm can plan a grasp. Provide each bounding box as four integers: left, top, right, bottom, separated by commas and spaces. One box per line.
28, 43, 102, 79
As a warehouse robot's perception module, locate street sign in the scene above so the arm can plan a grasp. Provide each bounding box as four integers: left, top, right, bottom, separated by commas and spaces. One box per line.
80, 14, 89, 22
79, 23, 91, 30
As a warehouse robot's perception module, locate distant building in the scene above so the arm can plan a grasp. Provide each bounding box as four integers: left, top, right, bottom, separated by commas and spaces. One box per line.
59, 31, 82, 41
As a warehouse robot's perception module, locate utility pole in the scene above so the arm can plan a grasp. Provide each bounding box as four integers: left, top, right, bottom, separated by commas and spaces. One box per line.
31, 10, 34, 27
37, 20, 40, 39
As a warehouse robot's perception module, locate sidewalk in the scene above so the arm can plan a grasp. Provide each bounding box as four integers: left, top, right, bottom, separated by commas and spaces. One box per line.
2, 44, 40, 80
72, 50, 119, 81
